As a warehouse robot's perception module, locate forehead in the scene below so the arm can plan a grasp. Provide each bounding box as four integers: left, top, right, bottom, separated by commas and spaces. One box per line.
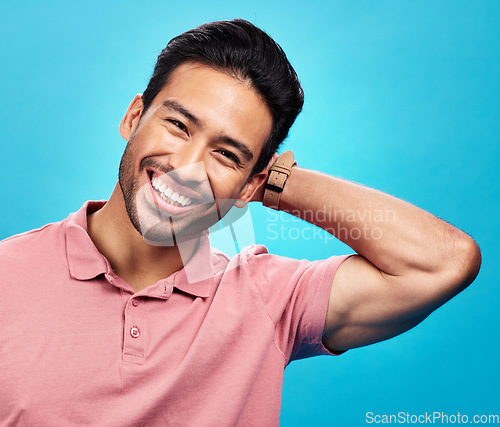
149, 62, 273, 158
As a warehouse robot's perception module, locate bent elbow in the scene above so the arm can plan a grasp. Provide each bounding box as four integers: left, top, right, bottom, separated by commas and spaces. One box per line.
422, 234, 481, 309
461, 235, 482, 284
450, 234, 482, 290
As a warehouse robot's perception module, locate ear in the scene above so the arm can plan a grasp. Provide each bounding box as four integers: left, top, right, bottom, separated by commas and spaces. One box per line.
120, 94, 144, 141
234, 171, 268, 208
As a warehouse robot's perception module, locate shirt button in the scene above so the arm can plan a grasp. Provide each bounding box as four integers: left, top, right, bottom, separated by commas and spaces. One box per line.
130, 327, 140, 338
131, 298, 139, 307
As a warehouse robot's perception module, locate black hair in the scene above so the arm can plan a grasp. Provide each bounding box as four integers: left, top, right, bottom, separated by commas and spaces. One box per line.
141, 19, 304, 177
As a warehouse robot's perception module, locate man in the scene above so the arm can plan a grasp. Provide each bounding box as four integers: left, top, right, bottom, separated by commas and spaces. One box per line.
0, 19, 480, 426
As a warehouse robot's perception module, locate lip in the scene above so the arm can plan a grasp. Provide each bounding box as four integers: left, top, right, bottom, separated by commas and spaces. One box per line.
148, 169, 208, 202
146, 169, 214, 215
148, 176, 198, 215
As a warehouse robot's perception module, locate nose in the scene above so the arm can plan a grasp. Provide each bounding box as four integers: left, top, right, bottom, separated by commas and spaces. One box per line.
168, 141, 208, 184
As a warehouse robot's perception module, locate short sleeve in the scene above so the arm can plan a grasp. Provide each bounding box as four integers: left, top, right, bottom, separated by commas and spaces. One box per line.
241, 245, 352, 364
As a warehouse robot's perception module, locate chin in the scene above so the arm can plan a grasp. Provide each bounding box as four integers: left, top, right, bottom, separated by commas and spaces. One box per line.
141, 222, 207, 247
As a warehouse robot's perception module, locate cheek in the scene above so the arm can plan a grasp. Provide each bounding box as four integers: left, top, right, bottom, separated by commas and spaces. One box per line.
206, 165, 247, 199
135, 123, 181, 153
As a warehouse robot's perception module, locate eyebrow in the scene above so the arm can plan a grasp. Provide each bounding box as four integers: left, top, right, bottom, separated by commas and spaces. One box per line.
161, 99, 254, 162
162, 99, 202, 127
218, 136, 254, 162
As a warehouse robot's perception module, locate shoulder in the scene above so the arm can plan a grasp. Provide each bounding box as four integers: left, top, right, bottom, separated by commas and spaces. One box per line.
235, 244, 299, 266
0, 220, 62, 245
236, 244, 348, 280
0, 220, 65, 265
215, 243, 307, 276
228, 243, 350, 300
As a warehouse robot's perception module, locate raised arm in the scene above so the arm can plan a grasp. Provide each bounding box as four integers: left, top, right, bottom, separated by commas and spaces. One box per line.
255, 164, 481, 352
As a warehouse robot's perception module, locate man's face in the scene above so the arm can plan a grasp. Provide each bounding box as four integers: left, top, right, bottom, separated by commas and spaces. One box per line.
118, 62, 273, 245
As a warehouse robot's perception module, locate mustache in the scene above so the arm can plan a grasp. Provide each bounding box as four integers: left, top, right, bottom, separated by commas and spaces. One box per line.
141, 157, 172, 175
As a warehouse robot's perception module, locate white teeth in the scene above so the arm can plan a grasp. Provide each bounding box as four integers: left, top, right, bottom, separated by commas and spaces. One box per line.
150, 175, 192, 207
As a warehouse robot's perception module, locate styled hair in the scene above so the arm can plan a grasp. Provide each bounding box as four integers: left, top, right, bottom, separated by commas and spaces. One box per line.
142, 19, 304, 177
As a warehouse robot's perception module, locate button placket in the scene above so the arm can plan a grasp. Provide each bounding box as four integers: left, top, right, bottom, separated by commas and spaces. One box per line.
122, 297, 145, 364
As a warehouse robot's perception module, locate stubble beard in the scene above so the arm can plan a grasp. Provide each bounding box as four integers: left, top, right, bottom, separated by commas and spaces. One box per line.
118, 137, 144, 237
117, 135, 221, 246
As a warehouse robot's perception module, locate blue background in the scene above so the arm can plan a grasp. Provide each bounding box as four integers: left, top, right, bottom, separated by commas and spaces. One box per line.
1, 1, 498, 425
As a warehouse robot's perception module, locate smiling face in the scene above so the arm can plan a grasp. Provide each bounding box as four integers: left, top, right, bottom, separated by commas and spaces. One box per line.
118, 62, 273, 245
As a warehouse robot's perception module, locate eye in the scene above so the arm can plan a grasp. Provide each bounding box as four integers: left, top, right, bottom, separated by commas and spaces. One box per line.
217, 149, 241, 166
166, 119, 189, 136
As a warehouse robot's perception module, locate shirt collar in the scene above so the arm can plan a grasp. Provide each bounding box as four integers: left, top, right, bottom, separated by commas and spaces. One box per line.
65, 200, 215, 298
65, 200, 108, 281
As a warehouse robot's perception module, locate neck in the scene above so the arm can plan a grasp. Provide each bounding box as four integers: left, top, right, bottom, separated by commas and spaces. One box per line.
87, 183, 199, 292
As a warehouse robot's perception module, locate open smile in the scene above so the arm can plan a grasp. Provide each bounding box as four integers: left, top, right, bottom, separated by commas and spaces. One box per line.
146, 170, 215, 215
151, 174, 192, 207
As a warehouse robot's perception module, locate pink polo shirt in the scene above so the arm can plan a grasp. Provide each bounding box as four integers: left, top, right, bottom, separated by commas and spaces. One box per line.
0, 201, 349, 426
